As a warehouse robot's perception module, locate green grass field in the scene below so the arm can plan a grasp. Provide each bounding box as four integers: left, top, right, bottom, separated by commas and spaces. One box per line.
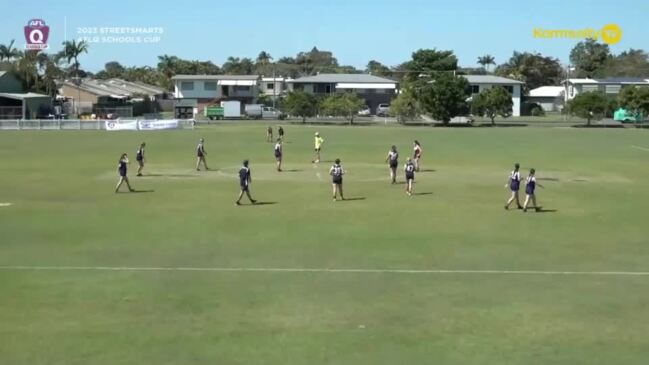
1, 125, 649, 364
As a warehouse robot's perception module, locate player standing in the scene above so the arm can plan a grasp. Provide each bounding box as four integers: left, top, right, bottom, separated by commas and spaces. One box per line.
413, 140, 422, 172
313, 132, 324, 163
504, 163, 523, 210
266, 126, 273, 142
385, 145, 399, 184
115, 153, 135, 193
278, 126, 284, 141
196, 138, 209, 171
274, 138, 283, 172
329, 158, 345, 201
136, 142, 146, 176
404, 157, 416, 196
236, 160, 257, 205
523, 168, 543, 212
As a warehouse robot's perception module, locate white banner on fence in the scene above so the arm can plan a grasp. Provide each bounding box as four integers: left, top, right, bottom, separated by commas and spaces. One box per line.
105, 120, 138, 131
138, 119, 180, 130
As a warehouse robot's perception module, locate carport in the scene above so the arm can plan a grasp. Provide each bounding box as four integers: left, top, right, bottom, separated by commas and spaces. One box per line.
0, 92, 52, 119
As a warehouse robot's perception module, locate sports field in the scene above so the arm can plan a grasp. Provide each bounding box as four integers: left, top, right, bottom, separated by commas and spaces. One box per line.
1, 124, 648, 364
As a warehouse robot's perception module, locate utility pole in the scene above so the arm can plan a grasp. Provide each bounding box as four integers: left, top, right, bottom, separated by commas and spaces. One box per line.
272, 63, 276, 109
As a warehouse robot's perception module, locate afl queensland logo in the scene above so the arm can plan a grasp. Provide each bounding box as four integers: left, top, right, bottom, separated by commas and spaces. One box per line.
24, 19, 50, 50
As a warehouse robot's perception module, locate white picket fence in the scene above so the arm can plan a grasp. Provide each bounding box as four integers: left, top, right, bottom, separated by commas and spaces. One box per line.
0, 119, 194, 131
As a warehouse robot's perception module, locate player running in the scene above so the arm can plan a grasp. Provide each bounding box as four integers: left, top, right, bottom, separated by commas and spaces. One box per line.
274, 138, 283, 172
136, 142, 146, 176
504, 163, 523, 210
266, 126, 273, 142
236, 160, 257, 206
329, 158, 345, 201
115, 153, 135, 193
196, 138, 209, 171
385, 145, 399, 184
404, 157, 416, 196
413, 140, 422, 171
313, 132, 324, 163
523, 168, 543, 212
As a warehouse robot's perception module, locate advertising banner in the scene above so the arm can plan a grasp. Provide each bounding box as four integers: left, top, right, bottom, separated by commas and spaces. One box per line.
105, 120, 138, 131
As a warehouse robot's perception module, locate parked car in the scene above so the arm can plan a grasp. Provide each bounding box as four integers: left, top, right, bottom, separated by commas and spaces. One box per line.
449, 115, 475, 125
357, 106, 371, 116
244, 104, 286, 120
376, 103, 390, 116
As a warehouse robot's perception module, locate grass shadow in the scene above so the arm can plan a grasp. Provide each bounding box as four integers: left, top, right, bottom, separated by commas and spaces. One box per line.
418, 169, 436, 172
538, 177, 560, 182
253, 201, 278, 206
143, 174, 199, 178
282, 169, 303, 172
536, 208, 557, 213
131, 189, 155, 193
413, 192, 433, 196
340, 197, 366, 201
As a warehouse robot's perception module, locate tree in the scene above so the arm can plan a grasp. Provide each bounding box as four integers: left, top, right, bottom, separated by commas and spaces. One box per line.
471, 86, 513, 125
418, 73, 470, 125
96, 61, 126, 79
319, 93, 365, 124
495, 51, 563, 92
282, 91, 318, 122
366, 60, 392, 77
605, 49, 649, 78
222, 56, 254, 74
0, 39, 19, 62
402, 49, 458, 84
255, 51, 272, 66
569, 39, 611, 78
567, 91, 608, 126
389, 89, 420, 123
477, 54, 496, 73
618, 86, 649, 115
61, 40, 89, 76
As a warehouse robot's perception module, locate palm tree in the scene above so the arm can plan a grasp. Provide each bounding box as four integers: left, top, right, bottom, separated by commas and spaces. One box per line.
477, 54, 496, 73
0, 39, 20, 61
256, 51, 272, 66
157, 54, 177, 79
61, 40, 89, 76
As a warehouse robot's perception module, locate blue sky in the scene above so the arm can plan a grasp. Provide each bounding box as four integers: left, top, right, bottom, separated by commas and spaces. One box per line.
3, 0, 648, 72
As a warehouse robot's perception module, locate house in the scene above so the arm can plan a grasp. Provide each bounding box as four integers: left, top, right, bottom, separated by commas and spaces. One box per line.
287, 74, 398, 114
0, 71, 52, 119
562, 78, 649, 103
463, 75, 523, 117
171, 75, 260, 111
528, 86, 565, 112
59, 78, 170, 117
260, 77, 289, 101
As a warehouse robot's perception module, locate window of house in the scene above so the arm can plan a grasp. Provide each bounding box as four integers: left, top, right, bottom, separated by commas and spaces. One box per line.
181, 81, 194, 91
234, 86, 251, 92
502, 85, 514, 94
375, 89, 385, 94
267, 83, 274, 90
471, 85, 480, 94
204, 82, 217, 91
606, 85, 620, 94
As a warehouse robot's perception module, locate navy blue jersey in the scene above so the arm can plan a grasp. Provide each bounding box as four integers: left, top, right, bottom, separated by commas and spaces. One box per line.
197, 143, 205, 157
274, 143, 282, 157
278, 127, 284, 136
239, 166, 251, 186
118, 159, 128, 176
405, 162, 415, 175
330, 164, 343, 183
388, 150, 399, 166
136, 147, 144, 161
525, 176, 536, 194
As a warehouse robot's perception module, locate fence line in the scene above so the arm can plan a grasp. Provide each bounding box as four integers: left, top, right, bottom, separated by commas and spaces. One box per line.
0, 119, 195, 131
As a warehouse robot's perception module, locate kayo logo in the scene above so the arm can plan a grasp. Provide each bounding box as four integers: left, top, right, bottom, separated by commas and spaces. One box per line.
24, 19, 50, 50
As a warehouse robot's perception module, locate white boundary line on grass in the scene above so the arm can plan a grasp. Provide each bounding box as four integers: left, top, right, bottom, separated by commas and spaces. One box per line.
0, 266, 648, 276
631, 145, 649, 152
0, 203, 13, 207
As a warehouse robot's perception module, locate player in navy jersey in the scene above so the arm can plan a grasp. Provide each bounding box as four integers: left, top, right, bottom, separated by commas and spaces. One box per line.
523, 168, 543, 212
385, 145, 399, 184
236, 160, 257, 205
274, 138, 283, 172
195, 138, 209, 171
504, 163, 523, 210
404, 157, 416, 196
329, 158, 345, 201
115, 153, 135, 193
413, 140, 422, 172
278, 126, 284, 141
136, 142, 145, 176
266, 126, 273, 142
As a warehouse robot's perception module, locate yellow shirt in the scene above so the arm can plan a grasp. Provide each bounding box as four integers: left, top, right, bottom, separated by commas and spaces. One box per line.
315, 136, 324, 149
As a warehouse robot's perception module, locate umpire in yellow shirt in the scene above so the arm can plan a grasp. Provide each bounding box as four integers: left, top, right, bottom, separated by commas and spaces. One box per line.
313, 132, 324, 163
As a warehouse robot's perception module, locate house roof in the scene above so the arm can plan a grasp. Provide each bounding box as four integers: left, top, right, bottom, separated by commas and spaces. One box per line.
171, 74, 260, 81
62, 78, 166, 98
529, 86, 564, 98
463, 75, 524, 85
289, 73, 397, 84
0, 92, 51, 101
0, 71, 6, 78
565, 78, 649, 85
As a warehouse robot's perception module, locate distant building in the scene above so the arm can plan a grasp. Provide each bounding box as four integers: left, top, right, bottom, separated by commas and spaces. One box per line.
287, 74, 398, 115
260, 77, 289, 100
463, 75, 523, 117
0, 71, 52, 119
562, 78, 649, 103
528, 86, 565, 112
